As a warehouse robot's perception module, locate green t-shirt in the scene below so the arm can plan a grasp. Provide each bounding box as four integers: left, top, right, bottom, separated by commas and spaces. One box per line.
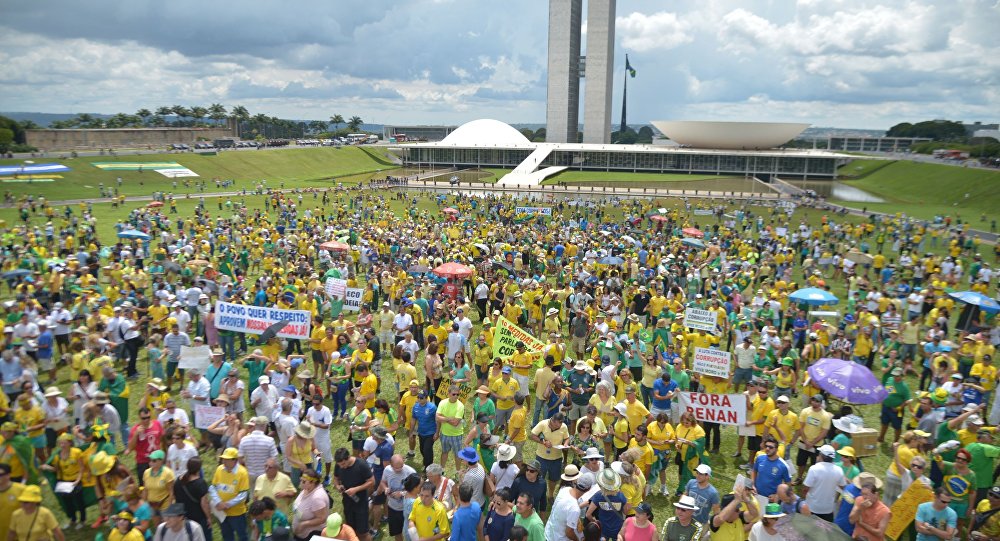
437, 399, 465, 437
939, 460, 977, 500
513, 511, 545, 541
669, 365, 690, 392
244, 359, 267, 395
968, 443, 1000, 489
881, 374, 910, 409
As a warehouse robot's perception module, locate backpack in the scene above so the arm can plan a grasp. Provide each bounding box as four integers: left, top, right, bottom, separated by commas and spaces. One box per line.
156, 520, 195, 541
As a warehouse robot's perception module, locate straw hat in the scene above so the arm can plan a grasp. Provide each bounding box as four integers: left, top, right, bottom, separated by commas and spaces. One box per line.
852, 471, 883, 490
93, 391, 111, 405
294, 421, 316, 440
147, 378, 167, 391
43, 386, 62, 397
596, 468, 622, 492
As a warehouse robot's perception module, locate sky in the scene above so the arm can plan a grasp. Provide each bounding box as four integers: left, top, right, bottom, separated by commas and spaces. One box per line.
0, 0, 997, 130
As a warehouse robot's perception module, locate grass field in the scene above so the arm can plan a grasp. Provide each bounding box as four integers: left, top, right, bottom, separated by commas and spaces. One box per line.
833, 159, 1000, 223
0, 147, 401, 200
3, 187, 985, 541
836, 158, 895, 179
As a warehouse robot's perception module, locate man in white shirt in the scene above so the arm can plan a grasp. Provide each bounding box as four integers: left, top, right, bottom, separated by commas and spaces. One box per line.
170, 303, 192, 334
238, 416, 278, 485
396, 332, 420, 362
392, 306, 413, 342
733, 337, 756, 392
49, 302, 72, 356
157, 397, 191, 428
545, 473, 590, 541
181, 369, 211, 448
802, 445, 846, 522
120, 310, 143, 378
474, 280, 490, 321
273, 399, 298, 472
12, 314, 39, 359
249, 376, 279, 420
155, 504, 207, 541
453, 309, 474, 341
305, 394, 334, 482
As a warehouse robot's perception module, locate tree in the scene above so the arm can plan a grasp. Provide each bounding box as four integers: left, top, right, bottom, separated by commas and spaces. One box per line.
230, 105, 250, 137
637, 126, 654, 144
208, 103, 227, 125
136, 109, 152, 125
531, 128, 546, 142
252, 113, 270, 138
171, 105, 190, 125
156, 106, 173, 118
329, 114, 344, 131
519, 128, 534, 140
190, 106, 208, 126
0, 128, 13, 153
308, 120, 328, 133
887, 120, 966, 141
17, 120, 39, 131
347, 116, 363, 132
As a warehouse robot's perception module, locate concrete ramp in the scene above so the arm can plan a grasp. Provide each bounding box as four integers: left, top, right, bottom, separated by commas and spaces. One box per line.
498, 165, 567, 186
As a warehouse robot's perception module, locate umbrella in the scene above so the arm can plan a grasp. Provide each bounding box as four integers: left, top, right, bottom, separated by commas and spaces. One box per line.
650, 215, 668, 223
599, 256, 625, 265
187, 259, 210, 267
1, 269, 31, 280
407, 264, 430, 274
196, 278, 218, 294
472, 243, 490, 256
442, 207, 459, 215
845, 249, 873, 265
257, 320, 290, 343
432, 262, 473, 279
789, 287, 839, 306
147, 201, 164, 208
162, 262, 182, 273
949, 291, 1000, 313
492, 260, 514, 274
681, 227, 704, 238
320, 241, 350, 252
807, 358, 887, 404
774, 513, 853, 541
681, 237, 705, 248
118, 230, 150, 240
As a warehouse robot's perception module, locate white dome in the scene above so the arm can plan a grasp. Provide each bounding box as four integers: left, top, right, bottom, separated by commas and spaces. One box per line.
440, 119, 532, 147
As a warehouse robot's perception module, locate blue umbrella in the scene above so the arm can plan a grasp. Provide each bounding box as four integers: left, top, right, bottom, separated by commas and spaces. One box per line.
599, 256, 625, 265
789, 287, 839, 306
118, 230, 150, 240
1, 269, 31, 280
949, 290, 1000, 313
680, 237, 705, 248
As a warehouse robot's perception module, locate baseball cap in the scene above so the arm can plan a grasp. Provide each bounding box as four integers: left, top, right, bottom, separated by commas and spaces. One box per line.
695, 464, 712, 476
776, 395, 790, 403
501, 365, 512, 374
818, 445, 836, 459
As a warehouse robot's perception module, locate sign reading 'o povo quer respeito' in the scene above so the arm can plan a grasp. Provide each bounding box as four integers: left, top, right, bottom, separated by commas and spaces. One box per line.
214, 301, 311, 339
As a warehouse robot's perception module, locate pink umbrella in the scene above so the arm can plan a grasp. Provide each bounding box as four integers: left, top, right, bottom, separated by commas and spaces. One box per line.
147, 201, 164, 208
650, 215, 668, 223
442, 207, 459, 215
432, 262, 473, 279
682, 227, 704, 238
320, 241, 350, 252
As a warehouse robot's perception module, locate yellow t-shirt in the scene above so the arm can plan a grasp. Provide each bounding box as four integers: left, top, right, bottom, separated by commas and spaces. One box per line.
531, 420, 569, 461
211, 464, 251, 517
750, 395, 775, 436
143, 466, 176, 509
408, 500, 450, 538
109, 528, 146, 541
52, 447, 83, 482
359, 374, 379, 409
15, 406, 45, 438
507, 407, 528, 443
764, 409, 801, 445
0, 482, 25, 538
628, 438, 655, 472
624, 400, 651, 432
491, 377, 520, 410
509, 352, 535, 377
798, 407, 833, 444
10, 507, 59, 541
646, 421, 675, 452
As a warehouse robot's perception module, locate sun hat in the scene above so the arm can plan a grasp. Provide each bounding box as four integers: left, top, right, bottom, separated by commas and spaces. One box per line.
547, 308, 560, 316
582, 447, 604, 460
458, 447, 479, 463
90, 451, 115, 475
294, 421, 316, 439
325, 513, 344, 536
17, 485, 42, 503
614, 403, 628, 415
296, 369, 314, 380
673, 494, 699, 510
930, 387, 948, 405
763, 502, 786, 519
371, 425, 389, 440
43, 386, 62, 397
574, 360, 589, 371
497, 444, 516, 462
852, 471, 884, 490
837, 446, 856, 458
780, 358, 794, 367
218, 447, 240, 460
215, 394, 231, 404
475, 385, 490, 395
913, 429, 931, 438
890, 367, 904, 376
148, 378, 167, 391
94, 391, 111, 405
597, 468, 622, 492
524, 459, 542, 472
561, 464, 581, 482
482, 434, 501, 447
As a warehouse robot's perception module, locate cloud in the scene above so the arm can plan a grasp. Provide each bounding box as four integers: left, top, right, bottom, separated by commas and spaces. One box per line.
617, 11, 694, 51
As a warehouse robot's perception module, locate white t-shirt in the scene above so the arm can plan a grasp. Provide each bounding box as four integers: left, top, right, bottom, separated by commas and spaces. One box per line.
803, 461, 846, 514
158, 408, 190, 427
306, 405, 333, 439
749, 521, 784, 541
545, 487, 582, 541
489, 463, 520, 492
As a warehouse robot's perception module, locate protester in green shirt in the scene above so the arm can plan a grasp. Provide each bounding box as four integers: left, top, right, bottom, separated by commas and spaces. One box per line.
513, 493, 545, 541
879, 367, 911, 443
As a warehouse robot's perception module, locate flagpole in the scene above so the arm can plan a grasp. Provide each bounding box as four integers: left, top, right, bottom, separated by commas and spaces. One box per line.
620, 54, 629, 135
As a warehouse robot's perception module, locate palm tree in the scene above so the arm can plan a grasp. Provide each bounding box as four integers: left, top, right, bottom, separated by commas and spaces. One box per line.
171, 105, 190, 126
230, 105, 250, 137
190, 106, 208, 126
329, 114, 345, 131
136, 109, 152, 125
347, 116, 363, 132
252, 113, 270, 138
208, 103, 227, 126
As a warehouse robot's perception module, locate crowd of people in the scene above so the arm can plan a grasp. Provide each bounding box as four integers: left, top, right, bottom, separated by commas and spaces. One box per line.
0, 186, 997, 541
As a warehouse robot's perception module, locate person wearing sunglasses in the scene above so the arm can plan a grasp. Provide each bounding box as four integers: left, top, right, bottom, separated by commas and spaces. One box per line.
914, 486, 958, 541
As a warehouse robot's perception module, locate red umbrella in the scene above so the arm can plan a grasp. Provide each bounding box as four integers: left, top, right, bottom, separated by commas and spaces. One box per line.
442, 207, 459, 215
650, 215, 668, 223
320, 241, 350, 252
432, 262, 473, 279
682, 227, 704, 238
147, 201, 164, 208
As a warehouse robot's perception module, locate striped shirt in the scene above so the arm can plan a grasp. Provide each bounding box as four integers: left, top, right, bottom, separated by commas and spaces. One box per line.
238, 430, 278, 477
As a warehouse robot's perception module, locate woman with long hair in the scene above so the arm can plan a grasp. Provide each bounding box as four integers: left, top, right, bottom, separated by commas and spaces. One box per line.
590, 381, 617, 458
674, 411, 706, 497
39, 433, 87, 529
424, 342, 443, 402
172, 457, 210, 540
69, 370, 98, 428
292, 469, 330, 541
568, 419, 601, 467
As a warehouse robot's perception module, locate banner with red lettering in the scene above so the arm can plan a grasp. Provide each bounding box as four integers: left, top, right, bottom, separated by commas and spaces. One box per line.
678, 392, 746, 426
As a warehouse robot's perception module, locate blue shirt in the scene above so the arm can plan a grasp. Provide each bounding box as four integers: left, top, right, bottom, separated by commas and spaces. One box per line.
412, 401, 438, 436
685, 479, 720, 524
36, 330, 53, 360
834, 483, 861, 537
589, 491, 628, 538
483, 508, 515, 541
962, 386, 985, 406
753, 454, 790, 497
914, 501, 956, 541
450, 502, 482, 541
652, 378, 678, 410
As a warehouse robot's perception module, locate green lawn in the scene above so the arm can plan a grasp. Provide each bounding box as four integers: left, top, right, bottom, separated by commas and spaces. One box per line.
0, 147, 402, 200
836, 158, 895, 179
838, 160, 1000, 223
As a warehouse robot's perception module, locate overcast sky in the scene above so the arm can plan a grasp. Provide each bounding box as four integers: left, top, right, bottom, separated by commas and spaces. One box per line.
1, 0, 997, 129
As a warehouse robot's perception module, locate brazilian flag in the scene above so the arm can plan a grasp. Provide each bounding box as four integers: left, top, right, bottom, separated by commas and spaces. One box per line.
218, 253, 235, 279
626, 56, 636, 78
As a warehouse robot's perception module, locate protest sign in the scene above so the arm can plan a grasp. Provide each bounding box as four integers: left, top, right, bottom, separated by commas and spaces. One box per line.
435, 374, 476, 403
177, 345, 212, 371
343, 287, 363, 312
692, 347, 731, 378
775, 227, 787, 237
194, 405, 226, 429
492, 316, 547, 359
514, 206, 552, 216
678, 392, 746, 426
885, 481, 934, 540
693, 209, 713, 216
325, 277, 347, 298
683, 308, 717, 333
214, 301, 311, 339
